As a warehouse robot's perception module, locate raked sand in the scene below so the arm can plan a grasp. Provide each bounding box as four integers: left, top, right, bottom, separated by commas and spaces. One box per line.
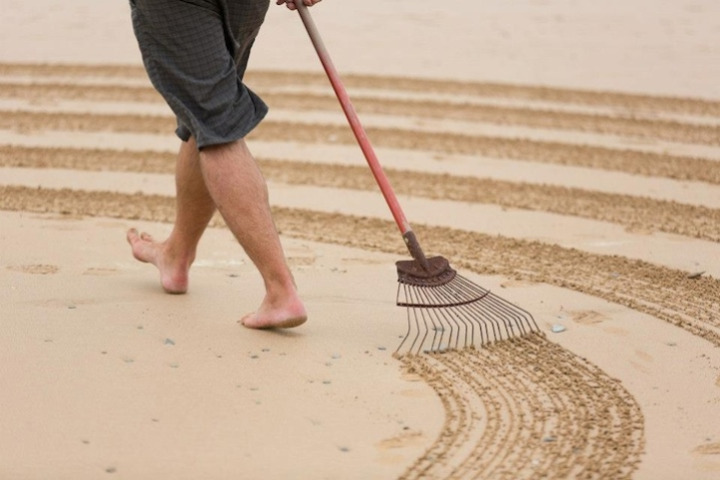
1, 1, 719, 479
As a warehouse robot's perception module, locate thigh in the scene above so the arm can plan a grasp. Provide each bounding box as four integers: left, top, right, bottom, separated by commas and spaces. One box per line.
223, 0, 271, 72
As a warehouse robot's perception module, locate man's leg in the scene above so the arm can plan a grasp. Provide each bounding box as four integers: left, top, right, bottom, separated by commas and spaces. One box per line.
127, 137, 215, 293
199, 139, 307, 329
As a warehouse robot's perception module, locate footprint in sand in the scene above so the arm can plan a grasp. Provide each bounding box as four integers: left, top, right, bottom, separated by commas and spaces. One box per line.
6, 264, 59, 274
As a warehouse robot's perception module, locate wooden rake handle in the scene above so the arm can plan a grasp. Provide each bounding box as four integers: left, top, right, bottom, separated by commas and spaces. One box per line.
295, 2, 430, 268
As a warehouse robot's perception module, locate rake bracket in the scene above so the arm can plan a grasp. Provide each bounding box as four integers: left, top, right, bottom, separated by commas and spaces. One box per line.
396, 256, 456, 287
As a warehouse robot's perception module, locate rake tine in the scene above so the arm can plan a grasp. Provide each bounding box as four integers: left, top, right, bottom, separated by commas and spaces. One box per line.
416, 287, 444, 352
462, 302, 489, 346
491, 295, 524, 337
397, 284, 420, 355
395, 284, 412, 356
448, 295, 483, 348
461, 298, 498, 344
490, 292, 538, 334
483, 297, 514, 341
454, 276, 518, 342
422, 287, 450, 352
407, 289, 427, 355
431, 286, 465, 350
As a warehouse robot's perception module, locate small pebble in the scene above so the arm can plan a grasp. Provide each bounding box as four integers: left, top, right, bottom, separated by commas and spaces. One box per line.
339, 446, 350, 453
377, 346, 387, 351
542, 436, 557, 443
105, 467, 116, 474
164, 338, 175, 346
551, 324, 566, 333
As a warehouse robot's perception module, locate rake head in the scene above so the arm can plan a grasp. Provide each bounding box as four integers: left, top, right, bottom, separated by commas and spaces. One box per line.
394, 256, 540, 356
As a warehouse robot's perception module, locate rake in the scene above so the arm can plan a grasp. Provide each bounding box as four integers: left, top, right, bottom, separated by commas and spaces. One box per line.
296, 3, 540, 355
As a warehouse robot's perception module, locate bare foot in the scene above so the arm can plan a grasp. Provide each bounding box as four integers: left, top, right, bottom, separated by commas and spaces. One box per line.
126, 228, 191, 294
241, 294, 307, 329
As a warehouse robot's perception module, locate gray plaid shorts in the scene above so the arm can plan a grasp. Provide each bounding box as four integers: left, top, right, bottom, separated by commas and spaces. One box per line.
130, 0, 270, 149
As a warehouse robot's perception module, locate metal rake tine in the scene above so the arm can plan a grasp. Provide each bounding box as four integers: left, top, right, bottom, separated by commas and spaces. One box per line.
448, 289, 486, 348
415, 286, 445, 352
487, 292, 538, 336
484, 297, 514, 341
440, 291, 486, 348
421, 286, 452, 351
454, 276, 523, 341
395, 283, 412, 356
489, 294, 524, 336
429, 285, 468, 350
446, 276, 498, 333
460, 296, 500, 344
407, 287, 434, 355
398, 284, 420, 353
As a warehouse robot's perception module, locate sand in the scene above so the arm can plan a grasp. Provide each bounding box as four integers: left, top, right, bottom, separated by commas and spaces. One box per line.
1, 1, 719, 479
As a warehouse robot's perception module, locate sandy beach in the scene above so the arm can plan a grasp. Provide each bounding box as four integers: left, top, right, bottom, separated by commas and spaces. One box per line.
1, 1, 719, 478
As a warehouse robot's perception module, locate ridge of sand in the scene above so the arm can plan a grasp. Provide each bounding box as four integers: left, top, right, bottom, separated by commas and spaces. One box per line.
3, 145, 720, 244
1, 62, 719, 116
3, 109, 720, 185
3, 82, 720, 145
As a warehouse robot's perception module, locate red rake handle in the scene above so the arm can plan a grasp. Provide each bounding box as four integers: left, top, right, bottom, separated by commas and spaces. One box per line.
296, 3, 430, 268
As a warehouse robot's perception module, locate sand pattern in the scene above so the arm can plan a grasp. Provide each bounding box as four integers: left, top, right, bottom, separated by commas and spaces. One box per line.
399, 334, 644, 479
3, 62, 720, 476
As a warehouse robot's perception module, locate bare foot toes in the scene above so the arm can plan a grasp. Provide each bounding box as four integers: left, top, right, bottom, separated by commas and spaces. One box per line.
126, 228, 190, 294
127, 228, 155, 264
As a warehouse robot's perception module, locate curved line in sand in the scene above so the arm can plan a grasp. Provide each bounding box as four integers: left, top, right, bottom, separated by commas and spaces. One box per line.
3, 145, 720, 243
1, 62, 719, 116
2, 82, 719, 146
2, 110, 719, 185
399, 334, 644, 479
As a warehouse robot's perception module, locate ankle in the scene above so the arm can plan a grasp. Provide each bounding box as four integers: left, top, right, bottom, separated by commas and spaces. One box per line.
162, 241, 195, 269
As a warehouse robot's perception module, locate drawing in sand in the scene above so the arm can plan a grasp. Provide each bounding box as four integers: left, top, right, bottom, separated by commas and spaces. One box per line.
1, 1, 719, 479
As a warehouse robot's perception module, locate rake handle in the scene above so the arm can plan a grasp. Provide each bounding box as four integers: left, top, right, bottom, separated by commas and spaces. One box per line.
295, 2, 430, 269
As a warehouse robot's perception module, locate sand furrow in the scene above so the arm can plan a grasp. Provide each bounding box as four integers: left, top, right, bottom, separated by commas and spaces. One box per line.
3, 110, 720, 186
399, 334, 644, 478
1, 185, 718, 348
1, 62, 719, 117
4, 145, 720, 244
3, 83, 719, 146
